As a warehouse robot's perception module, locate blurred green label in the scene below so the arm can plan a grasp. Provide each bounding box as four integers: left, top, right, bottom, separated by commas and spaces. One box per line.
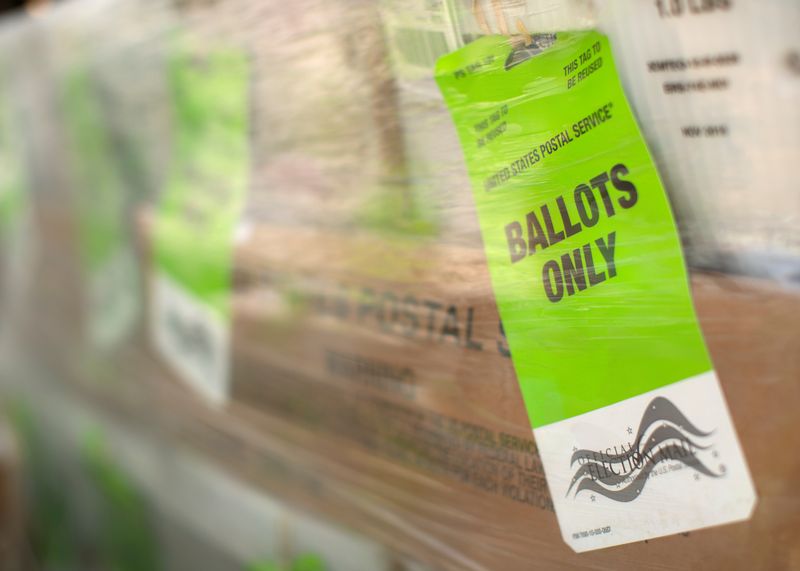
63, 69, 128, 269
63, 68, 143, 349
0, 85, 24, 232
153, 47, 249, 317
436, 31, 711, 427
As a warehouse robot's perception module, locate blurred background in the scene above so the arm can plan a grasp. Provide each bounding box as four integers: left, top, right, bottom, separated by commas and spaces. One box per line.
0, 0, 797, 569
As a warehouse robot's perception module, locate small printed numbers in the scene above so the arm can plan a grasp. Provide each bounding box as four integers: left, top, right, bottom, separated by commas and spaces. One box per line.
572, 526, 612, 540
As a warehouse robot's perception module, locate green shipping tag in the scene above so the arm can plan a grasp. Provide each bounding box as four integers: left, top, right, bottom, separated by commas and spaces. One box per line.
63, 69, 141, 350
0, 90, 24, 232
436, 31, 754, 551
152, 46, 249, 404
0, 75, 34, 318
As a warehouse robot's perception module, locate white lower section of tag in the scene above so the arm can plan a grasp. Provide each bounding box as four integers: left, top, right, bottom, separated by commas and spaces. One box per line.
535, 371, 755, 552
152, 272, 230, 406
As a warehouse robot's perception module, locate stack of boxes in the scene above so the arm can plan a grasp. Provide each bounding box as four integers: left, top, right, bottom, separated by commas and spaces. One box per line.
0, 1, 798, 569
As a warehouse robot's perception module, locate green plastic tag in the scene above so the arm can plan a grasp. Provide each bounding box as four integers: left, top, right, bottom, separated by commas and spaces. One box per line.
151, 45, 249, 403
63, 69, 129, 270
62, 68, 142, 350
154, 47, 249, 317
437, 31, 754, 551
0, 73, 27, 250
436, 31, 711, 427
0, 93, 24, 233
0, 71, 34, 320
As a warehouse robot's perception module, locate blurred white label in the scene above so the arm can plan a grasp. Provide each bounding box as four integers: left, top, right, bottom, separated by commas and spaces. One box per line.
152, 272, 229, 405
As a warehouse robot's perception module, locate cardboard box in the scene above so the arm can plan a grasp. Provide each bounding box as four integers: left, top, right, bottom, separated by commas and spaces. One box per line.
154, 221, 800, 570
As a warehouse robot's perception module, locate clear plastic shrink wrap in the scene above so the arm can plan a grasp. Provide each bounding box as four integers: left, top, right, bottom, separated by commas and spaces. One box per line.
0, 0, 797, 570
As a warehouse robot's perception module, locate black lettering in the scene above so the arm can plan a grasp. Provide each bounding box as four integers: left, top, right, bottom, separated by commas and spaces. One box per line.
526, 211, 549, 253
574, 183, 600, 227
610, 163, 638, 208
382, 291, 399, 332
401, 295, 419, 336
556, 195, 582, 237
423, 300, 442, 338
583, 244, 607, 286
497, 320, 511, 357
590, 172, 616, 217
596, 232, 617, 278
440, 306, 460, 344
505, 221, 526, 263
541, 204, 565, 246
561, 249, 587, 296
542, 260, 564, 302
465, 307, 483, 351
